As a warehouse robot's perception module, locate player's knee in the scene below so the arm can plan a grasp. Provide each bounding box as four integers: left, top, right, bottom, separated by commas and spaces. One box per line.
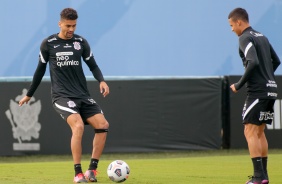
99, 119, 109, 129
94, 121, 109, 133
104, 121, 109, 129
72, 124, 84, 138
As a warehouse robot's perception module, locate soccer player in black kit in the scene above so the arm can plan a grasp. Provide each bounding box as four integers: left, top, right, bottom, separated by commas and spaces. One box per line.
228, 8, 280, 184
19, 8, 109, 183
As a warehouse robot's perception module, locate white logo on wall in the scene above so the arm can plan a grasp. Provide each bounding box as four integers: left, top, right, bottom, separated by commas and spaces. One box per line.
268, 99, 282, 130
5, 89, 41, 151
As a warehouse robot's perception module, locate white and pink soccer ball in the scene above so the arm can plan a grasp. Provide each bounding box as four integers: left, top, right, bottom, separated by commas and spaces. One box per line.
107, 160, 130, 183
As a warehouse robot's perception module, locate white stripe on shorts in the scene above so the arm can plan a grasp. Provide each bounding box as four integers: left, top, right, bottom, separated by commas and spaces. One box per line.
243, 99, 259, 120
55, 103, 77, 114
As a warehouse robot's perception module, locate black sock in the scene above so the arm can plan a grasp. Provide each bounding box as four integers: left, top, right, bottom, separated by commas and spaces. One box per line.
74, 164, 83, 176
88, 158, 99, 170
251, 157, 264, 181
262, 157, 268, 180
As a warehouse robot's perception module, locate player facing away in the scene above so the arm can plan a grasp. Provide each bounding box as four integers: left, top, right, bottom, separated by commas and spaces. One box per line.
228, 8, 280, 184
19, 8, 109, 183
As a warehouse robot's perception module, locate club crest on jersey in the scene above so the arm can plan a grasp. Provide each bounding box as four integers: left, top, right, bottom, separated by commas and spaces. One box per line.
73, 42, 81, 50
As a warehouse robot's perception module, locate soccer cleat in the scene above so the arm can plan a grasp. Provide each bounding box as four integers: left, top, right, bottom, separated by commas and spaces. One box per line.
73, 173, 88, 183
245, 175, 269, 184
84, 170, 98, 182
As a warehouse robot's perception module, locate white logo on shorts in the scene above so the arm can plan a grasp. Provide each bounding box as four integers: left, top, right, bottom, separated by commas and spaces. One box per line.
259, 111, 274, 121
88, 99, 96, 104
67, 101, 76, 108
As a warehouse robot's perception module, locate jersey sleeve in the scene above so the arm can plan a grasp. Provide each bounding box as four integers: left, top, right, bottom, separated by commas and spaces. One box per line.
26, 39, 48, 97
270, 44, 281, 72
82, 39, 105, 82
234, 36, 259, 90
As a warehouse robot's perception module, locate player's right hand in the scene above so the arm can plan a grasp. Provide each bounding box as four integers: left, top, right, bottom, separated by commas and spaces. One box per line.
100, 81, 110, 97
19, 96, 31, 106
230, 84, 238, 93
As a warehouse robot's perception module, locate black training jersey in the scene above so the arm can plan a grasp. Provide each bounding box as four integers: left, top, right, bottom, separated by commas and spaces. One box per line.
27, 34, 104, 102
235, 27, 280, 99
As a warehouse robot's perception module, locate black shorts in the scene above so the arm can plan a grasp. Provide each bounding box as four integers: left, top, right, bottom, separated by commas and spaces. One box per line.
242, 98, 275, 125
53, 97, 103, 124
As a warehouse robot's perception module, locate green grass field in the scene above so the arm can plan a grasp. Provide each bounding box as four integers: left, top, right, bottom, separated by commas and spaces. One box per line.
0, 149, 281, 184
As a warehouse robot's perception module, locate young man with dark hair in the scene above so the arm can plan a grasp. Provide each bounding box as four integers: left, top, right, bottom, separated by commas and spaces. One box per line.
19, 8, 109, 183
228, 7, 280, 184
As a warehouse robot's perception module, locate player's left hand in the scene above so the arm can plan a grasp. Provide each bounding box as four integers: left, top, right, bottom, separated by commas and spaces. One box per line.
100, 81, 109, 97
230, 84, 238, 93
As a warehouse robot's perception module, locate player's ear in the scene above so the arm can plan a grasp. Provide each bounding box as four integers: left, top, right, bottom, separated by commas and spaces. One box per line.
58, 21, 61, 28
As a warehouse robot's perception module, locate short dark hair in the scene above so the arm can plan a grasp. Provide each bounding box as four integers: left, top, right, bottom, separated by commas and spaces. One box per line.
60, 8, 78, 20
228, 7, 249, 22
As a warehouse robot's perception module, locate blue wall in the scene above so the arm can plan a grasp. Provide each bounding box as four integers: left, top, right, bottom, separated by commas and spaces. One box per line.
1, 0, 281, 77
